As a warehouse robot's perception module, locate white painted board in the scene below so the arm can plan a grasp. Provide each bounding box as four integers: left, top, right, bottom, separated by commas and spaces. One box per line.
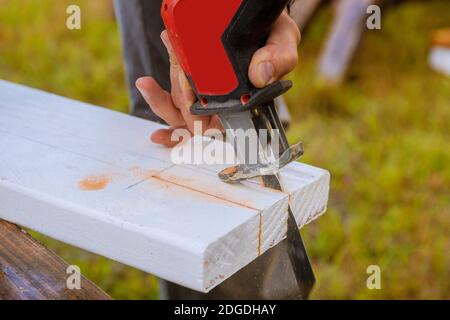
0, 80, 330, 292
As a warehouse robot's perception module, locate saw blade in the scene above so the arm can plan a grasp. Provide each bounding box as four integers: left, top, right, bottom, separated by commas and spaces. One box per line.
218, 107, 316, 299
262, 174, 316, 299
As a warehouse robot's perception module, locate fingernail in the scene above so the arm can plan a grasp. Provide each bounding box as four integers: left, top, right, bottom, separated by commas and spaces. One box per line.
257, 62, 275, 86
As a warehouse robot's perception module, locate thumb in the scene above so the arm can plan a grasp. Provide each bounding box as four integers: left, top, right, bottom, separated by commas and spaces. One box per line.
249, 44, 298, 88
248, 12, 300, 88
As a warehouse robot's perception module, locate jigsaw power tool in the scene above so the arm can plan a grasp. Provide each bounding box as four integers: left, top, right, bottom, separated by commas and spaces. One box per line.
162, 0, 315, 299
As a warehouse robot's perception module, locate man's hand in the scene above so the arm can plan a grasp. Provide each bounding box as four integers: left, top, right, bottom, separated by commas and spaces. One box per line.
136, 10, 300, 148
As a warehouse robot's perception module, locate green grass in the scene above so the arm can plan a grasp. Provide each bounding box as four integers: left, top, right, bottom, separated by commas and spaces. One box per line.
1, 0, 449, 299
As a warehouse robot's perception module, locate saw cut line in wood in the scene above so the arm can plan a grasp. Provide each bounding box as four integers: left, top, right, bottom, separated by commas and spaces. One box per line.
0, 80, 330, 292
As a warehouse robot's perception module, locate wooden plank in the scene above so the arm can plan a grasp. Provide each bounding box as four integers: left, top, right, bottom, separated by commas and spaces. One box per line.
0, 80, 330, 292
0, 219, 111, 300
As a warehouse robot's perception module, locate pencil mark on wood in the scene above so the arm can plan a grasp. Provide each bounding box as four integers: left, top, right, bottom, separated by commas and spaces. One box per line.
124, 178, 148, 190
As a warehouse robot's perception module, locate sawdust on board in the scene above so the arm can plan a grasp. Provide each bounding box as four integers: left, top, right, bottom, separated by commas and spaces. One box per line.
78, 166, 266, 261
77, 166, 260, 210
78, 175, 111, 191
132, 166, 263, 211
128, 166, 160, 180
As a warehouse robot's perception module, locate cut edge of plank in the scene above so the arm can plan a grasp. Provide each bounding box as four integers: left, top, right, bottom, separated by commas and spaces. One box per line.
203, 164, 331, 292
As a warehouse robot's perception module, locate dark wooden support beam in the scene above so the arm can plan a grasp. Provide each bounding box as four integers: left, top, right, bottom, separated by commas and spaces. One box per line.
0, 220, 111, 300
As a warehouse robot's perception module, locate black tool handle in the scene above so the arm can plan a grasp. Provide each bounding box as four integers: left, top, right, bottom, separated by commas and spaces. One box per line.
223, 0, 291, 93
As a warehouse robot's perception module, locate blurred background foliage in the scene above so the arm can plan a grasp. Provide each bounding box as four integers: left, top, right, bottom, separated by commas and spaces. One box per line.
0, 0, 449, 299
